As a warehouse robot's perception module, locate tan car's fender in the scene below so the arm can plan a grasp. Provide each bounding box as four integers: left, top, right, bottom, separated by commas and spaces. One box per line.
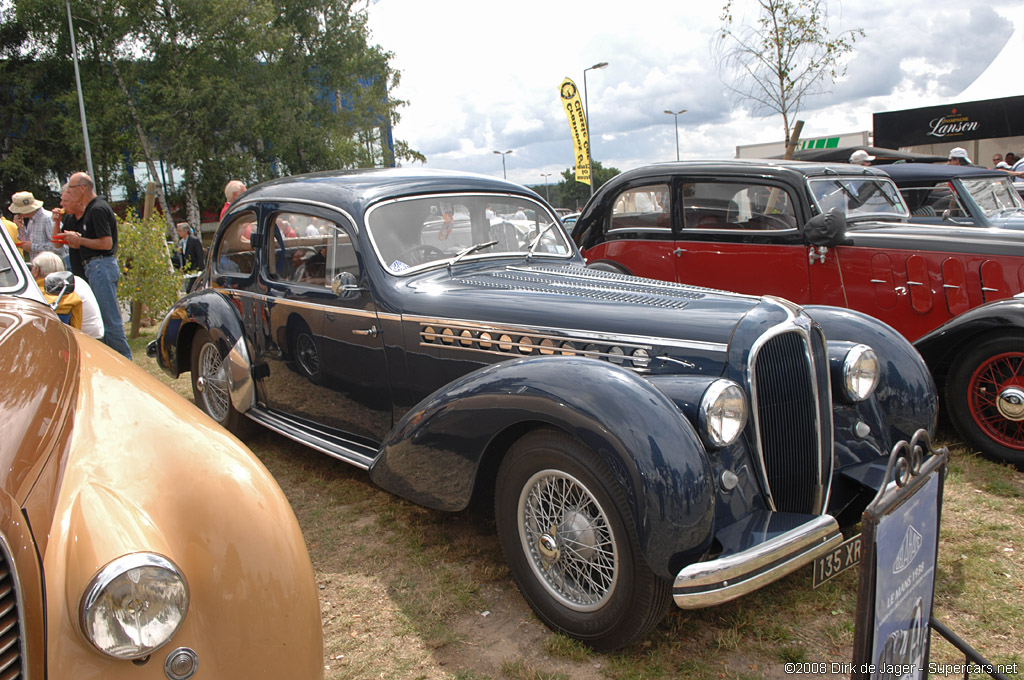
36, 338, 323, 679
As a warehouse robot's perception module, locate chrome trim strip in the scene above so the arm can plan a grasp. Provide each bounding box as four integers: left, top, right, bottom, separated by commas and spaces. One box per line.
404, 314, 728, 354
245, 410, 374, 470
0, 532, 27, 680
221, 290, 380, 320
672, 515, 841, 609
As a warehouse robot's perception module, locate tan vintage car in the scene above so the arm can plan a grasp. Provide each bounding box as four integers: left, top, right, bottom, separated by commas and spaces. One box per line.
0, 230, 322, 677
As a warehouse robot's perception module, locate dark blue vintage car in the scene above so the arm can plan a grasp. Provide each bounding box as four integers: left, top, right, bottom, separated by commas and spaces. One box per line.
149, 168, 937, 650
882, 163, 1024, 229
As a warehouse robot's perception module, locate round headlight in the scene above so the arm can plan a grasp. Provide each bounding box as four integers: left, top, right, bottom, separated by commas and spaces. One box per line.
79, 553, 189, 660
699, 379, 748, 448
844, 344, 880, 402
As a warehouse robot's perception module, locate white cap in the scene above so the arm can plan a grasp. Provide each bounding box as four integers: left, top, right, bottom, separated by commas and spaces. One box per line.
849, 149, 875, 163
949, 147, 972, 163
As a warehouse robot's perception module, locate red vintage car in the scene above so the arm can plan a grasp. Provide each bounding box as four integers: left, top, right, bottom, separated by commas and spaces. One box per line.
572, 160, 1024, 468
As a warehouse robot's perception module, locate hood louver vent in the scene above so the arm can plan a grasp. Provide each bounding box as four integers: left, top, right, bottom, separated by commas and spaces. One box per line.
458, 266, 707, 310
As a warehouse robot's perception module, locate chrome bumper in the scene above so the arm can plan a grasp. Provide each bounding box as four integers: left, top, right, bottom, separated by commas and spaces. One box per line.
673, 513, 842, 609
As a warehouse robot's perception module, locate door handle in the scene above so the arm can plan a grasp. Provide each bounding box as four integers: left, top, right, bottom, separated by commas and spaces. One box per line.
353, 326, 378, 338
673, 248, 686, 256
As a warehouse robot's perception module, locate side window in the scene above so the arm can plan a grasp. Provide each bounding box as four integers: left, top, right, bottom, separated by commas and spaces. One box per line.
683, 182, 796, 230
214, 212, 257, 275
610, 184, 671, 232
265, 212, 357, 287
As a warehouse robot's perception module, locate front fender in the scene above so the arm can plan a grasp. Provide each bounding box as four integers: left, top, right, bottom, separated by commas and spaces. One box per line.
369, 356, 716, 579
153, 289, 248, 379
912, 297, 1024, 384
804, 305, 938, 451
32, 339, 323, 679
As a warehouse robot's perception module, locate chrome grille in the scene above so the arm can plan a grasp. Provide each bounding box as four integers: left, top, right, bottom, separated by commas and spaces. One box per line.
752, 329, 828, 515
0, 539, 23, 680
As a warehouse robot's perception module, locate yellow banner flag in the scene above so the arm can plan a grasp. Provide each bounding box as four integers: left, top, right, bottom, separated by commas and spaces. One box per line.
559, 78, 591, 185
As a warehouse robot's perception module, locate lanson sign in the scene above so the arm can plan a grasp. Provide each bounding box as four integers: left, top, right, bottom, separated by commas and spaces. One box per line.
874, 95, 1024, 148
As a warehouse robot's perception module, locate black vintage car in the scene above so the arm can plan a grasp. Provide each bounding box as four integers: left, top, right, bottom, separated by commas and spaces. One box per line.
882, 162, 1024, 229
149, 168, 937, 650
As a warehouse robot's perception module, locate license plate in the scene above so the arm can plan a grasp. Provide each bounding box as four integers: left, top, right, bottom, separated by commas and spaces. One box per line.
813, 533, 861, 588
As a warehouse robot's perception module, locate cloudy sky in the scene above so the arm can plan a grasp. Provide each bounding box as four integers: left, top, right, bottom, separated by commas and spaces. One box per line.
365, 0, 1021, 189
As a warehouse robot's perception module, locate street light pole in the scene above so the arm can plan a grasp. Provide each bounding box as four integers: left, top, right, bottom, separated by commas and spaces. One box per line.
583, 61, 608, 197
663, 108, 687, 161
66, 0, 95, 179
540, 173, 552, 202
493, 149, 513, 179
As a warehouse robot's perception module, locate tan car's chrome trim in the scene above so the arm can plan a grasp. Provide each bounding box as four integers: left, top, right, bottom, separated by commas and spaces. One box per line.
672, 515, 841, 609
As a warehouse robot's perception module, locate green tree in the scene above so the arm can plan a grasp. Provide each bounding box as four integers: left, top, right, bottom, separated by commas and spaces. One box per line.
116, 209, 182, 333
716, 0, 863, 145
558, 161, 619, 210
6, 0, 422, 225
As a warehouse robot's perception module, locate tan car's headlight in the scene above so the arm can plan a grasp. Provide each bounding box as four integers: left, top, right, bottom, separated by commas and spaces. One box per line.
844, 344, 880, 402
79, 553, 189, 659
699, 379, 748, 448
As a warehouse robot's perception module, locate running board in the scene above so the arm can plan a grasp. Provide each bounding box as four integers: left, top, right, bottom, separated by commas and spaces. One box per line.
246, 408, 378, 470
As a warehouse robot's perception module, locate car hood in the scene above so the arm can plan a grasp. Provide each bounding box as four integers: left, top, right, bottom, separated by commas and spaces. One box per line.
844, 221, 1024, 255
0, 296, 78, 504
402, 263, 767, 347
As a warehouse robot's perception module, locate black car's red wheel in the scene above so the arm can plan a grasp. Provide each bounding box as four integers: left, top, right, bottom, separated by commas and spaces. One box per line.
947, 334, 1024, 469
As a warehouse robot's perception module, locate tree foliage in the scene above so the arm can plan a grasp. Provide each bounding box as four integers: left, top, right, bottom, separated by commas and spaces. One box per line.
116, 209, 182, 322
2, 0, 422, 225
716, 0, 863, 145
557, 161, 620, 210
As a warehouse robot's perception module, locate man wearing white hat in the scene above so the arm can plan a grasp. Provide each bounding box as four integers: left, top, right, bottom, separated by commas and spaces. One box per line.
947, 147, 972, 166
8, 190, 64, 261
849, 149, 875, 166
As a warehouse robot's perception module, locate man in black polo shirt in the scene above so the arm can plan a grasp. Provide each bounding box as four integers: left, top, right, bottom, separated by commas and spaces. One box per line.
61, 172, 132, 359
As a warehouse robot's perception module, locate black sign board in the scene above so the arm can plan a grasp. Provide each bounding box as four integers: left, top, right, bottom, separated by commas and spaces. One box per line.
851, 430, 949, 680
873, 96, 1024, 148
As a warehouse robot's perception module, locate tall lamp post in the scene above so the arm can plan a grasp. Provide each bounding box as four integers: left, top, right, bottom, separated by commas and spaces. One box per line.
493, 149, 513, 179
664, 108, 687, 161
582, 61, 608, 197
540, 172, 552, 202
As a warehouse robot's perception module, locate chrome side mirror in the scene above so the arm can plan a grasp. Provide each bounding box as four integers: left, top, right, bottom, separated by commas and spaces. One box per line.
44, 271, 74, 295
331, 271, 366, 299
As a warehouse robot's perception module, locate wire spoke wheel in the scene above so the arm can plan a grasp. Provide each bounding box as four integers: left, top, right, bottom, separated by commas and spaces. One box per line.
967, 350, 1024, 450
495, 428, 671, 650
519, 469, 618, 611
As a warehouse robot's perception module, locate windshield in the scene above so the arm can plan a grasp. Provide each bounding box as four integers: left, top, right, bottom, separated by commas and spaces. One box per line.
961, 176, 1024, 217
808, 177, 908, 220
366, 194, 573, 274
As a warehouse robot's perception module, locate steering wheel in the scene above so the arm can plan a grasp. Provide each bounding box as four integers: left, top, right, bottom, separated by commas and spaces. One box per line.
395, 244, 446, 265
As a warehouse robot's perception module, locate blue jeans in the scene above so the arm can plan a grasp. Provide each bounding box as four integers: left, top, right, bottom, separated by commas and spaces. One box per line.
84, 256, 132, 359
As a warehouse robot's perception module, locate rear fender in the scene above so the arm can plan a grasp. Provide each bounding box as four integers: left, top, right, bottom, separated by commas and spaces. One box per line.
912, 297, 1024, 385
369, 355, 716, 578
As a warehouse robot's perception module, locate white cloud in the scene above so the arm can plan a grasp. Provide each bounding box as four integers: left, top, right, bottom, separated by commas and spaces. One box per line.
367, 0, 1021, 188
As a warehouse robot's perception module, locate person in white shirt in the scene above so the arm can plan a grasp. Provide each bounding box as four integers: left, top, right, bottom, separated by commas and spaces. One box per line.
30, 251, 104, 339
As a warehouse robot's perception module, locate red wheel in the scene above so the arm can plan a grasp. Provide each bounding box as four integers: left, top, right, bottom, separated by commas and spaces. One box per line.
947, 334, 1024, 469
967, 351, 1024, 449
